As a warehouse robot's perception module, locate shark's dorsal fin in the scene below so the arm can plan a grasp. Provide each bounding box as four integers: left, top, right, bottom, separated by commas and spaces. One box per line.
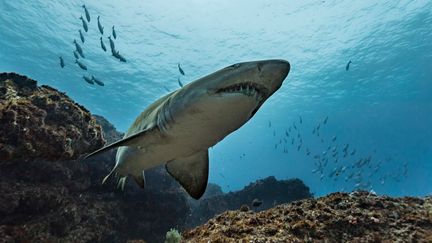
84, 127, 156, 159
166, 150, 209, 199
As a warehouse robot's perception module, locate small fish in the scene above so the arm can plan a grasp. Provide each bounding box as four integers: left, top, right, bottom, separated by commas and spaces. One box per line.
97, 16, 104, 34
312, 128, 315, 134
112, 25, 117, 39
350, 149, 356, 156
73, 40, 84, 58
75, 59, 87, 70
323, 116, 328, 124
59, 56, 65, 68
79, 29, 85, 43
268, 121, 271, 127
343, 144, 349, 152
73, 50, 79, 59
112, 50, 127, 62
346, 60, 352, 71
293, 123, 297, 130
177, 77, 184, 87
82, 4, 90, 22
178, 63, 185, 75
91, 76, 105, 86
79, 16, 88, 32
100, 37, 107, 52
252, 198, 263, 207
332, 136, 337, 142
83, 75, 94, 84
108, 36, 115, 52
299, 116, 302, 124
118, 53, 127, 62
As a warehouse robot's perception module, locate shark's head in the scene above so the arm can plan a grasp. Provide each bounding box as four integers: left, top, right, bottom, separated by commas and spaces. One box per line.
176, 59, 289, 116
166, 59, 290, 144
211, 59, 290, 118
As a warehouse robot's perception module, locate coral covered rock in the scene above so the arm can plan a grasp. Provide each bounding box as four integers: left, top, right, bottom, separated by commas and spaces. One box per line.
183, 191, 432, 242
0, 113, 191, 243
0, 74, 191, 243
0, 72, 105, 161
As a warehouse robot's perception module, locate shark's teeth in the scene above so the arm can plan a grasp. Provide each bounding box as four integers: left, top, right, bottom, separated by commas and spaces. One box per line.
216, 82, 267, 100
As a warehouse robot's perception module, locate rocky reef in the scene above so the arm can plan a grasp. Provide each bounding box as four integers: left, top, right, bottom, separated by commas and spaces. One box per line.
187, 176, 313, 227
92, 115, 124, 144
183, 191, 432, 242
0, 73, 189, 242
0, 72, 104, 161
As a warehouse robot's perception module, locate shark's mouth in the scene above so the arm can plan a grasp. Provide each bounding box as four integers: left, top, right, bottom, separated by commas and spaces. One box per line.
215, 82, 268, 102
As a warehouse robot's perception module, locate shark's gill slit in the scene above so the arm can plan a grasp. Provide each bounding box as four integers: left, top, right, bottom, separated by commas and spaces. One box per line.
157, 97, 173, 133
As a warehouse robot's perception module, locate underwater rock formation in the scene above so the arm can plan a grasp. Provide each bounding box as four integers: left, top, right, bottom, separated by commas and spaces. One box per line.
92, 115, 124, 144
0, 72, 104, 161
183, 191, 432, 242
201, 183, 224, 199
186, 176, 313, 226
0, 73, 189, 242
0, 113, 190, 243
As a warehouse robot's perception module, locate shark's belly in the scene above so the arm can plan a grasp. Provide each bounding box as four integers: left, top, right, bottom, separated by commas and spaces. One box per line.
115, 137, 200, 175
168, 96, 257, 150
116, 95, 257, 175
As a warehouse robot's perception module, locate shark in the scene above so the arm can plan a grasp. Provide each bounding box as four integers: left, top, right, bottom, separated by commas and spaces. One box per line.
85, 59, 290, 199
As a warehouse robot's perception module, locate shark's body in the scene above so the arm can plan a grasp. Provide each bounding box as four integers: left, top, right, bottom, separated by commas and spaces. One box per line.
86, 59, 290, 199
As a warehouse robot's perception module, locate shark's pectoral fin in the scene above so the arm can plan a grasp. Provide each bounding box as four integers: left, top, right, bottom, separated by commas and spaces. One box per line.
166, 150, 209, 199
84, 127, 157, 159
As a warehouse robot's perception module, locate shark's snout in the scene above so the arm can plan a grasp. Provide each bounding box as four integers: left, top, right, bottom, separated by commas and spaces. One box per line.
261, 59, 290, 79
255, 59, 290, 96
266, 59, 290, 79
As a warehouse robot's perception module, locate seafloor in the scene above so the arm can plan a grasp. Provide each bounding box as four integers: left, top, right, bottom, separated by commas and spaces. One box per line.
1, 73, 431, 242
184, 191, 432, 242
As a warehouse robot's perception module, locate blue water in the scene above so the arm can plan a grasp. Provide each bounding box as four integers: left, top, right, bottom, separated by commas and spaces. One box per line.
1, 0, 431, 197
